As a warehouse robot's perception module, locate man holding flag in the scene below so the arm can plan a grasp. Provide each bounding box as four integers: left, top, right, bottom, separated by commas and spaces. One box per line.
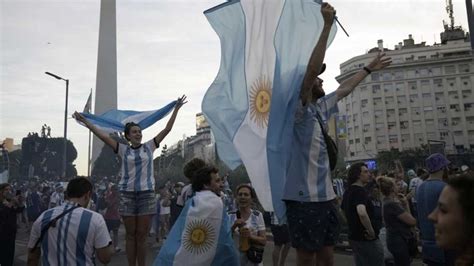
282, 4, 392, 266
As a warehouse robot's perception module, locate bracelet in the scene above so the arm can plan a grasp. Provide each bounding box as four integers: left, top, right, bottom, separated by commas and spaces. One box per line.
363, 67, 372, 74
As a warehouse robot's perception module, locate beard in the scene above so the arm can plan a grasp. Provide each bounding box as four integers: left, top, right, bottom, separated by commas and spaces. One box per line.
312, 86, 326, 101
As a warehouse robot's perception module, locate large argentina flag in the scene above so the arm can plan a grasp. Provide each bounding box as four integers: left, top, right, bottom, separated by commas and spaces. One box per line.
76, 100, 176, 133
154, 191, 239, 266
202, 0, 337, 221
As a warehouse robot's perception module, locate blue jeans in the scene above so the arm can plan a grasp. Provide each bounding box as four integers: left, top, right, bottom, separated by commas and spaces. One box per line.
349, 239, 384, 266
119, 190, 156, 216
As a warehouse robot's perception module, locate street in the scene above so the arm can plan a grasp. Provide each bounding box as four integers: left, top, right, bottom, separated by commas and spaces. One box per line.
13, 225, 423, 265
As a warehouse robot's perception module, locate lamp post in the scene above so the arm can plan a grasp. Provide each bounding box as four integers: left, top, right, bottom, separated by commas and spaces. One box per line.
45, 71, 69, 178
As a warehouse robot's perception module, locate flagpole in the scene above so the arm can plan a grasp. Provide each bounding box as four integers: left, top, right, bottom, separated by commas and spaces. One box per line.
87, 88, 92, 177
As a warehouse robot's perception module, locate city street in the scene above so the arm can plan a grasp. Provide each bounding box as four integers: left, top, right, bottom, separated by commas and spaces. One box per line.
13, 225, 423, 265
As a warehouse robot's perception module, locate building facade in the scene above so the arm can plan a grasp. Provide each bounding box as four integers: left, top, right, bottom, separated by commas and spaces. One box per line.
337, 31, 473, 162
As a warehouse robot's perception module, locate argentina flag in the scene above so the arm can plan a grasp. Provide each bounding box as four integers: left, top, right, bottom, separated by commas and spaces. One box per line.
76, 100, 176, 133
154, 191, 239, 266
202, 0, 337, 222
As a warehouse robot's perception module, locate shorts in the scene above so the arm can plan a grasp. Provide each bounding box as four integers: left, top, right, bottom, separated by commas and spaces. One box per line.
105, 219, 121, 231
270, 224, 290, 246
119, 190, 156, 216
285, 200, 340, 252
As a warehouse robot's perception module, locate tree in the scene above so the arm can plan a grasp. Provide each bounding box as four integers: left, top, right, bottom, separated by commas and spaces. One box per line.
20, 135, 78, 179
376, 146, 429, 173
91, 133, 127, 178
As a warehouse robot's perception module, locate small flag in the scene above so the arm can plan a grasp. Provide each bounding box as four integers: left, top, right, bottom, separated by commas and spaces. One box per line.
83, 91, 92, 113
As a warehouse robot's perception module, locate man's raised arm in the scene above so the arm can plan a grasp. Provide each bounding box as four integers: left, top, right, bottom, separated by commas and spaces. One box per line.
300, 2, 335, 106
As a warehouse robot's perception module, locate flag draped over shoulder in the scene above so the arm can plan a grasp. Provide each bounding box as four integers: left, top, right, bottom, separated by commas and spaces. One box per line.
76, 101, 176, 133
202, 0, 337, 222
154, 191, 239, 266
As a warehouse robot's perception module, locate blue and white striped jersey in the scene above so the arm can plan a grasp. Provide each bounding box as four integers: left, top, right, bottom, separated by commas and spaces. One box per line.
116, 139, 158, 192
28, 201, 111, 266
283, 91, 338, 202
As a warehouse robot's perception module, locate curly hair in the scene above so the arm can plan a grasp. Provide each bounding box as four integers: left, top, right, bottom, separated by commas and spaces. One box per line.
183, 158, 206, 181
191, 165, 219, 192
347, 162, 367, 185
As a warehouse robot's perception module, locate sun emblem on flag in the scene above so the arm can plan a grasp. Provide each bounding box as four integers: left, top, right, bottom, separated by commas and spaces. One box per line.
183, 219, 216, 254
249, 76, 272, 128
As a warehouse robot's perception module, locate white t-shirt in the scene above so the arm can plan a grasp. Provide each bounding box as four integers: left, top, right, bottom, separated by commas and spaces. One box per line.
176, 184, 193, 207
409, 177, 423, 203
49, 191, 64, 209
160, 199, 171, 215
28, 201, 111, 266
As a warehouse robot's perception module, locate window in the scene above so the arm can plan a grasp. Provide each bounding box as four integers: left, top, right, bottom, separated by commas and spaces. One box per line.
384, 83, 393, 92
424, 106, 433, 111
431, 67, 441, 75
419, 68, 429, 76
413, 120, 422, 127
450, 104, 460, 111
386, 96, 394, 104
397, 95, 406, 104
383, 72, 391, 81
408, 81, 417, 90
426, 119, 434, 126
438, 118, 448, 127
435, 92, 444, 101
389, 135, 398, 143
445, 65, 456, 74
361, 99, 368, 108
422, 93, 431, 100
418, 56, 427, 60
452, 118, 461, 126
447, 78, 456, 87
355, 138, 360, 143
437, 106, 447, 113
364, 137, 371, 144
375, 123, 384, 131
371, 73, 380, 82
374, 97, 382, 106
387, 109, 396, 117
372, 85, 381, 94
461, 77, 471, 88
412, 107, 420, 115
449, 91, 459, 99
434, 79, 443, 87
459, 64, 470, 73
394, 71, 404, 79
464, 103, 473, 111
388, 122, 396, 130
399, 108, 408, 115
409, 94, 419, 102
400, 121, 408, 129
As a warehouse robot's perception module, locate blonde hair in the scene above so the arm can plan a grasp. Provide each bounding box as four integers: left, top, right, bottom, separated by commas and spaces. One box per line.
376, 176, 395, 197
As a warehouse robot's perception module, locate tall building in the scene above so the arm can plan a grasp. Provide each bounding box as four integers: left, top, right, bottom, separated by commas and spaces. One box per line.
337, 28, 472, 163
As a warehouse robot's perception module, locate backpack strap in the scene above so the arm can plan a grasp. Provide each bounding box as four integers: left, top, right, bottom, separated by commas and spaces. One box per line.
33, 205, 80, 249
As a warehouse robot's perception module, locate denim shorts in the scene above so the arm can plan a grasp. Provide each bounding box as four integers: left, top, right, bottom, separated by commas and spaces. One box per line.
119, 190, 156, 216
285, 200, 340, 252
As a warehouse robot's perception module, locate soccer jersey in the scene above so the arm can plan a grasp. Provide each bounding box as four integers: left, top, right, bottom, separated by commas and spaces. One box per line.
28, 201, 111, 266
116, 139, 158, 192
283, 91, 338, 202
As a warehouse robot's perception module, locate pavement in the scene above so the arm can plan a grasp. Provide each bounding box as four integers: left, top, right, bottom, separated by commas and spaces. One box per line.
13, 224, 424, 265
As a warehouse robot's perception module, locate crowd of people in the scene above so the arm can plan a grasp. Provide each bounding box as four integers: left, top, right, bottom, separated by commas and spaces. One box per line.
337, 154, 473, 266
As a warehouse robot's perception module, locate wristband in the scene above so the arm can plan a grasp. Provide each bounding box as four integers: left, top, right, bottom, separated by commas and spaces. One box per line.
363, 67, 372, 74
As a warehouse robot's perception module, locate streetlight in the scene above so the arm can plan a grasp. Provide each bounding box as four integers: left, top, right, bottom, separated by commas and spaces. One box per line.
45, 71, 69, 179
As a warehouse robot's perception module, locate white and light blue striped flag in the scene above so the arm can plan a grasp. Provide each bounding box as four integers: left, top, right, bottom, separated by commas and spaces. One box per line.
77, 100, 176, 133
154, 190, 239, 266
202, 0, 337, 222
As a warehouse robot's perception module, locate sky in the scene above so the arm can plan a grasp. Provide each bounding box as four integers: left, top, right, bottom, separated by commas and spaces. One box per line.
1, 0, 470, 176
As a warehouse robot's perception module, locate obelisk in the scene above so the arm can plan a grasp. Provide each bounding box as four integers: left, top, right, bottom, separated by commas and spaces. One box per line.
91, 0, 117, 170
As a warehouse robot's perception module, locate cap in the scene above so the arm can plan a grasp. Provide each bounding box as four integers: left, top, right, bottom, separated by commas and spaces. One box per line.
55, 183, 63, 189
425, 153, 450, 173
407, 169, 416, 178
175, 182, 185, 187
